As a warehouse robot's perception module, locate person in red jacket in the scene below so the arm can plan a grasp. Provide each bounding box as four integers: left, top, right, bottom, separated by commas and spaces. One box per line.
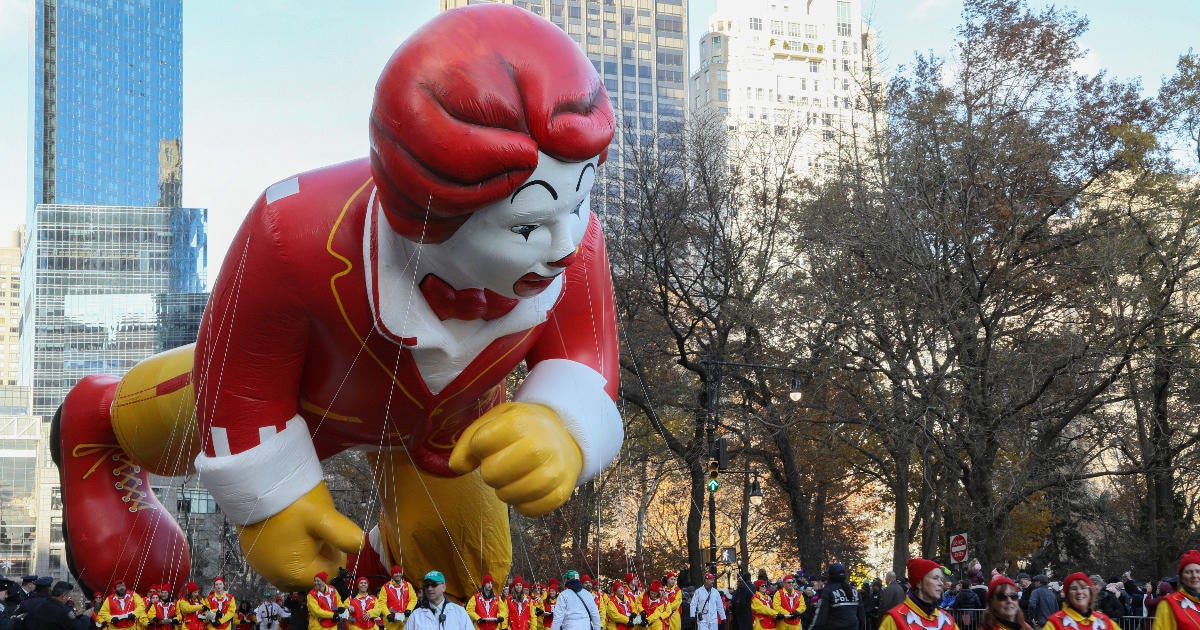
509, 576, 534, 630
205, 577, 238, 630
148, 584, 181, 628
879, 559, 958, 630
98, 580, 146, 629
52, 2, 623, 601
308, 571, 347, 629
470, 575, 507, 630
178, 582, 206, 630
1044, 573, 1123, 630
379, 565, 419, 629
347, 576, 384, 629
1153, 550, 1200, 630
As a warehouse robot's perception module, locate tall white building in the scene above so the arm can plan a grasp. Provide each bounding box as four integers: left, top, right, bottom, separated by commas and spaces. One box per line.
0, 228, 22, 386
691, 0, 879, 177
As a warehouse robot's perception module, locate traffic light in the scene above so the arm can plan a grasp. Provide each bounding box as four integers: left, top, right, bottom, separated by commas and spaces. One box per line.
706, 459, 720, 492
716, 437, 729, 470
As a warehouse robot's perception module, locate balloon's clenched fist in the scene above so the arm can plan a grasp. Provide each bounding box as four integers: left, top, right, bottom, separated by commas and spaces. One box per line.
449, 402, 584, 516
237, 483, 364, 591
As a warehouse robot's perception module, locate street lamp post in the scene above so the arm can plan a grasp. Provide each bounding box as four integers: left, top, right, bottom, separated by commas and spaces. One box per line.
699, 358, 801, 574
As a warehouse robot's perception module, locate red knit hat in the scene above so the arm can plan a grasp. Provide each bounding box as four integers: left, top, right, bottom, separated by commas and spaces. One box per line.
315, 571, 330, 583
987, 575, 1018, 600
650, 580, 663, 592
612, 580, 625, 589
582, 575, 593, 584
357, 576, 370, 585
548, 579, 560, 590
1063, 572, 1092, 591
754, 579, 766, 589
513, 576, 526, 587
664, 571, 677, 579
625, 573, 635, 584
391, 566, 404, 575
482, 574, 494, 586
186, 582, 200, 594
906, 558, 942, 584
1179, 550, 1200, 575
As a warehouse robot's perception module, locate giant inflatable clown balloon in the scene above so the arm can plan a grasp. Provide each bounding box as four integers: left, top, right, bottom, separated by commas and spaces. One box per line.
51, 4, 621, 599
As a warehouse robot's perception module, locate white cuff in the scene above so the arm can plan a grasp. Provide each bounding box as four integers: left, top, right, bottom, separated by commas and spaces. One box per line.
194, 416, 324, 525
514, 359, 622, 482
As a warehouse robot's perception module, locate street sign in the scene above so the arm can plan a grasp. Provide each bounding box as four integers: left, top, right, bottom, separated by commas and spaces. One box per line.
949, 533, 969, 564
720, 547, 737, 563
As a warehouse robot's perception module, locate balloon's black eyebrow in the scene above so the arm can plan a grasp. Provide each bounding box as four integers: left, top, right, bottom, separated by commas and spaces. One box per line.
576, 163, 596, 191
511, 180, 558, 203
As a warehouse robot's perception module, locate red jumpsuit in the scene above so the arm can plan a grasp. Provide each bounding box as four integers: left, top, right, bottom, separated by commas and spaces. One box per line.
193, 158, 621, 527
347, 593, 381, 629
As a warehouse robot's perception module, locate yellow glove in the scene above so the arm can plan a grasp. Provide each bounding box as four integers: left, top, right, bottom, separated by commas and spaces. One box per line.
237, 482, 363, 591
448, 402, 582, 516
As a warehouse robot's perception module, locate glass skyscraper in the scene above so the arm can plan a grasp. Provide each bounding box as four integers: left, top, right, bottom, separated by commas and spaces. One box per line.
30, 0, 183, 208
22, 0, 206, 419
20, 0, 207, 579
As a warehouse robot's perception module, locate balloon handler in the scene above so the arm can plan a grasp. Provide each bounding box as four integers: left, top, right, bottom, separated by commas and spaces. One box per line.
50, 4, 621, 601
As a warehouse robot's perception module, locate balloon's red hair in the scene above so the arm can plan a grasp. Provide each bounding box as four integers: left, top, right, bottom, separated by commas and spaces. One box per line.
369, 4, 614, 243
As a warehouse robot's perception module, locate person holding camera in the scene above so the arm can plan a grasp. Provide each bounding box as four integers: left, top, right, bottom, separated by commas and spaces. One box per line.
408, 571, 473, 630
691, 574, 726, 630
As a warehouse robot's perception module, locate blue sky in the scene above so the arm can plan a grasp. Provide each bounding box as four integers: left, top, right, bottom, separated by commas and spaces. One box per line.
0, 0, 1196, 280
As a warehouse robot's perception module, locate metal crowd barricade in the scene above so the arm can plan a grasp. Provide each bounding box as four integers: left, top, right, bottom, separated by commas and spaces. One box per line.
1121, 616, 1153, 630
950, 608, 984, 630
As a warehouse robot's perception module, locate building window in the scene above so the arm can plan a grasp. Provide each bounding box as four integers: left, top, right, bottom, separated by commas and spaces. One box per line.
837, 1, 852, 37
770, 20, 784, 35
177, 488, 217, 514
788, 22, 802, 37
712, 35, 721, 47
806, 24, 817, 39
749, 17, 762, 30
809, 60, 820, 73
717, 88, 729, 101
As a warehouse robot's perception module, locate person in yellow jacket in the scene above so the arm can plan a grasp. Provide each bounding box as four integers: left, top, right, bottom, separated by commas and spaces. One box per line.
378, 565, 420, 630
661, 573, 682, 630
605, 581, 639, 630
538, 580, 561, 630
177, 581, 206, 629
771, 574, 805, 630
751, 580, 780, 630
308, 571, 347, 630
1152, 550, 1200, 630
583, 575, 607, 630
146, 584, 182, 628
624, 575, 645, 615
1044, 573, 1122, 630
204, 577, 238, 630
879, 558, 959, 630
97, 580, 147, 629
468, 575, 508, 630
640, 581, 672, 630
345, 576, 385, 629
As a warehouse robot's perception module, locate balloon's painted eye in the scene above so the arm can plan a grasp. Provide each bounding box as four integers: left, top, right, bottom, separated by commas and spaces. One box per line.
510, 224, 539, 240
571, 200, 584, 217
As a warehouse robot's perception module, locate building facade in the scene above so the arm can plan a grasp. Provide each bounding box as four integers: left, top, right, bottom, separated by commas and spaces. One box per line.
439, 0, 689, 210
690, 0, 879, 177
0, 229, 22, 387
21, 0, 209, 580
23, 0, 204, 417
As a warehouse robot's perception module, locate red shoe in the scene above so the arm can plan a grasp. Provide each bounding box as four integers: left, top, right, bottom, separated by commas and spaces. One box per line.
51, 374, 191, 596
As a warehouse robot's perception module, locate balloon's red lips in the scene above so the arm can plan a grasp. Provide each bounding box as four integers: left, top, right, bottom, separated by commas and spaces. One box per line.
514, 272, 557, 297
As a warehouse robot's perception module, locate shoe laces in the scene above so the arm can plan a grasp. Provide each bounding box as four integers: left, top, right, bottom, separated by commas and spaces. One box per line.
72, 443, 156, 512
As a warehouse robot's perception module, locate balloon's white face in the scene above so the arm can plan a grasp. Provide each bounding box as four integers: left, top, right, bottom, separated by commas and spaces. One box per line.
421, 152, 599, 299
